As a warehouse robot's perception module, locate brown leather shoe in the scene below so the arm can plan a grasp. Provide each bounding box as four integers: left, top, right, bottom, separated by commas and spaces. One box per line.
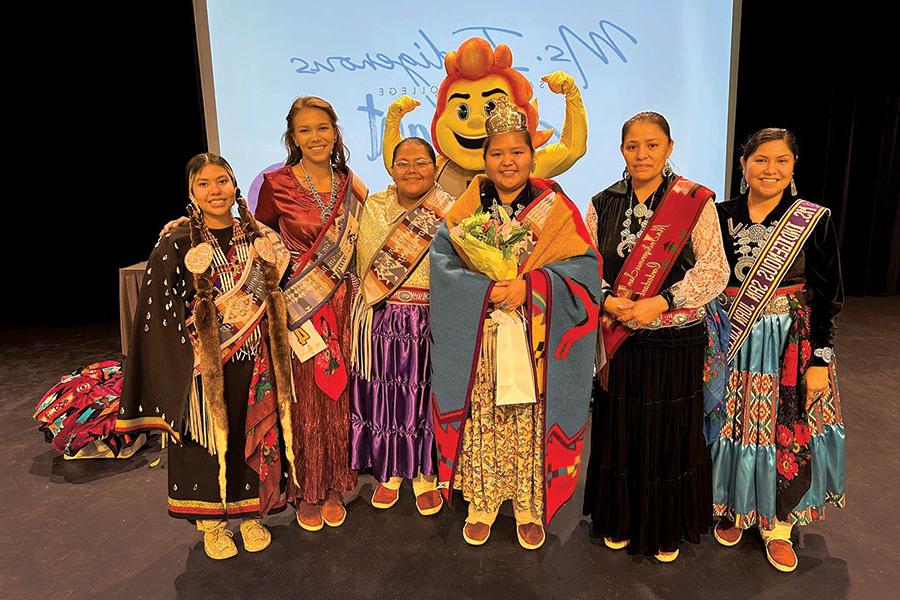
322, 491, 346, 527
296, 501, 323, 532
371, 484, 400, 509
714, 519, 743, 547
414, 490, 443, 516
462, 521, 491, 546
516, 522, 545, 550
765, 538, 798, 573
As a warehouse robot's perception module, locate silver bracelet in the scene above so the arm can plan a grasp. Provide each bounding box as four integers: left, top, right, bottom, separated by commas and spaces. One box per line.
813, 347, 834, 364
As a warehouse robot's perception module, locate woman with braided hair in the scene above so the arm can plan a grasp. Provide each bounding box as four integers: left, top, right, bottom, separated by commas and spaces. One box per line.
117, 153, 297, 560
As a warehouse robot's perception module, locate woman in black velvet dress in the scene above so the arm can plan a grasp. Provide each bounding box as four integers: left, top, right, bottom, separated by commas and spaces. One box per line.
582, 112, 730, 562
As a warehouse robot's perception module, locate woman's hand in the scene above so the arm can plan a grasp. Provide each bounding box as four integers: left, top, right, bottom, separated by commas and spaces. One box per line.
603, 295, 635, 319
159, 216, 189, 237
805, 365, 830, 410
490, 278, 527, 310
621, 296, 668, 329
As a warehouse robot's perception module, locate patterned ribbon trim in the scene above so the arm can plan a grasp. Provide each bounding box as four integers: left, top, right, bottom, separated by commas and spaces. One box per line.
387, 285, 430, 305
726, 200, 828, 362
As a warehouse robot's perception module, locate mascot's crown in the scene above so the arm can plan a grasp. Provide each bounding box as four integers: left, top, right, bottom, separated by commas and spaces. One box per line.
485, 96, 528, 137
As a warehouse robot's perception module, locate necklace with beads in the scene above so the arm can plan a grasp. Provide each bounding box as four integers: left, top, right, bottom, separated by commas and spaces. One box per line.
299, 160, 338, 223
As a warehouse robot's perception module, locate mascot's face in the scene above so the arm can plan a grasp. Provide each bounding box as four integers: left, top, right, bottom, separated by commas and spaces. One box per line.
434, 74, 512, 171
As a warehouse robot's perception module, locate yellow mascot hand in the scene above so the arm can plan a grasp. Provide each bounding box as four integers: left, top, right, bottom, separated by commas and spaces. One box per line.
534, 71, 588, 178
382, 96, 421, 173
540, 71, 577, 97
389, 95, 421, 117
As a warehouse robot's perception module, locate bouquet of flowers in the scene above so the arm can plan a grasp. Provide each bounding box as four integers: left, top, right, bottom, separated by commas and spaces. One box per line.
449, 206, 532, 280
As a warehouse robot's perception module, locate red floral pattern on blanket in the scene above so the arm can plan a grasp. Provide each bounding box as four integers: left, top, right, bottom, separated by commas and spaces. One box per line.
774, 297, 813, 507
245, 343, 284, 516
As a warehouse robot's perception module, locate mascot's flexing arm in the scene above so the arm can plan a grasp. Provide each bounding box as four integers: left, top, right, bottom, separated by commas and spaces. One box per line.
382, 37, 588, 198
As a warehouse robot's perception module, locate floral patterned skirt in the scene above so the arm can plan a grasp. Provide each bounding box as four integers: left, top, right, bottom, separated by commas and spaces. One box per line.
711, 291, 845, 530
453, 325, 544, 516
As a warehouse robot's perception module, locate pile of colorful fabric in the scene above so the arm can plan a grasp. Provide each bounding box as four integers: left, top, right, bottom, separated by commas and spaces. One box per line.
34, 360, 145, 459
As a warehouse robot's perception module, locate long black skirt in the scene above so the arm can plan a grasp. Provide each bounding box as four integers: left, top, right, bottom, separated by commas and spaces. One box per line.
582, 322, 712, 555
166, 358, 286, 521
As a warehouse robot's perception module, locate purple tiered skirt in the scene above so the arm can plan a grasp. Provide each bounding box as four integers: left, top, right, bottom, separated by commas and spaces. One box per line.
350, 302, 436, 482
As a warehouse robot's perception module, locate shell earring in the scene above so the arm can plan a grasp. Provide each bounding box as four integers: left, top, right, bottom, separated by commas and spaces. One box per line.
740, 175, 749, 194
790, 177, 798, 196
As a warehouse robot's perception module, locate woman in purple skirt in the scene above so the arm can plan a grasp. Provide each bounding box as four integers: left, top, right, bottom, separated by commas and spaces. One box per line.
349, 138, 455, 515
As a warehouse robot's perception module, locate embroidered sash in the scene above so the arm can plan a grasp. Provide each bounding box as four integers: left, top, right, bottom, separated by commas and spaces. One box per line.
282, 171, 367, 357
602, 176, 713, 358
725, 199, 828, 362
350, 184, 454, 376
185, 224, 290, 369
513, 185, 558, 269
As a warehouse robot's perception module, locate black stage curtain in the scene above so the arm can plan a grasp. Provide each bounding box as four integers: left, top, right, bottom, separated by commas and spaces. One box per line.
6, 3, 207, 327
732, 4, 899, 296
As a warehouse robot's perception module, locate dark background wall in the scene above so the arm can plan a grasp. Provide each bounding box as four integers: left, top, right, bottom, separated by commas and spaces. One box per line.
5, 2, 897, 328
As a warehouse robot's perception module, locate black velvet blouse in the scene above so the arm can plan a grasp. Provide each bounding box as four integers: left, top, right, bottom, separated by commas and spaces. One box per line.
479, 180, 534, 217
716, 191, 843, 366
591, 174, 705, 308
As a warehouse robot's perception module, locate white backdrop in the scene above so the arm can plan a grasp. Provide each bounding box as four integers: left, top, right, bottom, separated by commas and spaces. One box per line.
196, 0, 739, 211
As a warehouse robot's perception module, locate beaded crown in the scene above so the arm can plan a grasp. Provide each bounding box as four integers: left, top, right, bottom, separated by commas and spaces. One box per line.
485, 96, 528, 137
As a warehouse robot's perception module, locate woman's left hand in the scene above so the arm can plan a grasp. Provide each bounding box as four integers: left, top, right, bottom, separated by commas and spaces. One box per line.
804, 365, 830, 410
492, 278, 527, 310
621, 296, 668, 328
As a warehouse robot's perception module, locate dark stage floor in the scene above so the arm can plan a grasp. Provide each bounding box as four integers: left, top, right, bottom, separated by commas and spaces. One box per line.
2, 297, 898, 599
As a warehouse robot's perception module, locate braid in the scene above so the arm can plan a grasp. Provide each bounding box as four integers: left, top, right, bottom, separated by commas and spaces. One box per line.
236, 196, 283, 295
186, 204, 214, 302
186, 203, 202, 247
235, 197, 261, 242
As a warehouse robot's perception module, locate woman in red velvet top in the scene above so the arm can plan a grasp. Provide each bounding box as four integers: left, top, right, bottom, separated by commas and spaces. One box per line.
255, 96, 367, 532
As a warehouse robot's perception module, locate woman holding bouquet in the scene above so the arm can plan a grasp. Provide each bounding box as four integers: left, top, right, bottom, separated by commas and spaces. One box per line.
429, 97, 602, 550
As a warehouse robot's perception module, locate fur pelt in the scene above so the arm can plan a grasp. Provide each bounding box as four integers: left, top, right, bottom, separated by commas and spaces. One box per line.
193, 282, 229, 509
261, 259, 300, 488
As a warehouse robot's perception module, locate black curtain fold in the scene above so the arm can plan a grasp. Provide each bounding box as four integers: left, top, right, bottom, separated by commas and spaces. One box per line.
732, 4, 899, 296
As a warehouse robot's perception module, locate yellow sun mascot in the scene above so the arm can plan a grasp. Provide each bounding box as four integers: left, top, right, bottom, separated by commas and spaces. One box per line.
382, 37, 588, 197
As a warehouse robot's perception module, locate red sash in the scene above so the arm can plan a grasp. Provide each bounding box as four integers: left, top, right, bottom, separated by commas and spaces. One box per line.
602, 176, 713, 358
